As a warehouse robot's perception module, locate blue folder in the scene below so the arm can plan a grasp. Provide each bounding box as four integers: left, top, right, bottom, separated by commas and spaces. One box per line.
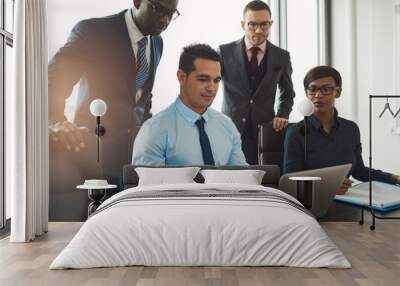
334, 181, 400, 213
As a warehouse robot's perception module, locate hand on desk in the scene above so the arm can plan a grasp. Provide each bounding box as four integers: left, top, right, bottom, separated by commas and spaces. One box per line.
49, 121, 89, 152
337, 178, 353, 195
273, 117, 288, 132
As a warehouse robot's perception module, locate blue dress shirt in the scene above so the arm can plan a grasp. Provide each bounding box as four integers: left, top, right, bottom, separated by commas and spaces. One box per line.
283, 110, 396, 184
132, 98, 248, 166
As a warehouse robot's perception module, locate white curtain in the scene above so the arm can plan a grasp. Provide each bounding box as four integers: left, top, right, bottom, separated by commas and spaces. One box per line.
9, 0, 49, 242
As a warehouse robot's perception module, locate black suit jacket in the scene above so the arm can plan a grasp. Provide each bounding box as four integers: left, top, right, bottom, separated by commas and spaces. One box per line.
220, 38, 295, 139
49, 10, 163, 182
48, 11, 163, 220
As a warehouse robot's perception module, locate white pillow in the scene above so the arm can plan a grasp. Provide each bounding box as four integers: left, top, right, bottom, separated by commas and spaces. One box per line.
200, 169, 266, 185
135, 167, 201, 186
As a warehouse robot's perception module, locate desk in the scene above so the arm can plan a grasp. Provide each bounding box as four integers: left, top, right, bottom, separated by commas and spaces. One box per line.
76, 184, 117, 217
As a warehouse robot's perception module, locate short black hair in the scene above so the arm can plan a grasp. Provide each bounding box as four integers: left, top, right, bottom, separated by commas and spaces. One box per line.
303, 65, 342, 89
243, 0, 272, 17
178, 43, 221, 75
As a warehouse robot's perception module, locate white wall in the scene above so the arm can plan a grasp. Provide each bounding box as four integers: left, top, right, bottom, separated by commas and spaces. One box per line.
286, 0, 319, 122
47, 0, 130, 57
331, 0, 400, 174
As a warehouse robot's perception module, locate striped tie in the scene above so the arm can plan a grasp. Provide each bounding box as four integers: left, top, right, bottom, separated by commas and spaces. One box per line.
135, 37, 149, 91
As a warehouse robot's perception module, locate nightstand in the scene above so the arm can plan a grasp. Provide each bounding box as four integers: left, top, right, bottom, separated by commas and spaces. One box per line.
76, 184, 117, 217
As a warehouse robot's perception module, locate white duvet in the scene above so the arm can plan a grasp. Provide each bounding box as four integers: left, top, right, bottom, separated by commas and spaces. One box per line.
50, 183, 351, 269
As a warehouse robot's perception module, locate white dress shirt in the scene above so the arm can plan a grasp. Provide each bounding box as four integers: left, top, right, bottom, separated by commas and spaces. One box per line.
244, 37, 266, 66
124, 8, 151, 64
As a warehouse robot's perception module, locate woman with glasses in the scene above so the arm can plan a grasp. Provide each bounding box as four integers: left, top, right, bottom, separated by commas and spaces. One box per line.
283, 65, 400, 194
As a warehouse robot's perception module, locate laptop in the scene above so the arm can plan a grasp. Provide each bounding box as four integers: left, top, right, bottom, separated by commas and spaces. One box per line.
279, 164, 352, 218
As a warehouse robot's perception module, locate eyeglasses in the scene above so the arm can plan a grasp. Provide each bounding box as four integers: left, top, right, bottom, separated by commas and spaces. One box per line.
306, 85, 341, 96
148, 0, 180, 20
247, 21, 273, 31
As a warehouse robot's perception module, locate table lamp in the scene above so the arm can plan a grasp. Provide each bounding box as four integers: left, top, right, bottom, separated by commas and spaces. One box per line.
90, 99, 107, 162
297, 98, 314, 163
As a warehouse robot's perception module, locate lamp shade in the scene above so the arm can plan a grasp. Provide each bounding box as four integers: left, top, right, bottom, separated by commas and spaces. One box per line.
90, 99, 107, 117
297, 98, 314, 117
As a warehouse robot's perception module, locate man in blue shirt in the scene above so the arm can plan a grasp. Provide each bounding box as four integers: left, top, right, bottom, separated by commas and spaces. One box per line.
132, 44, 248, 166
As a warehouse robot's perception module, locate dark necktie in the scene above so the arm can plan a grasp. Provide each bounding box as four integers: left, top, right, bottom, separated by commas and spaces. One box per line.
135, 37, 149, 90
195, 117, 215, 165
249, 46, 260, 76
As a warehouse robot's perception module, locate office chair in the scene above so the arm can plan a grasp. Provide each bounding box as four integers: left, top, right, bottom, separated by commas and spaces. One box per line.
258, 121, 292, 174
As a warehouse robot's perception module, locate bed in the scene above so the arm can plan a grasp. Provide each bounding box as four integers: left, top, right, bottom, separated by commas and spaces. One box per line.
50, 165, 350, 269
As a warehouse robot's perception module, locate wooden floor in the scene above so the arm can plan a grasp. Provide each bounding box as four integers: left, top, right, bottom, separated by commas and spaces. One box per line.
0, 221, 399, 286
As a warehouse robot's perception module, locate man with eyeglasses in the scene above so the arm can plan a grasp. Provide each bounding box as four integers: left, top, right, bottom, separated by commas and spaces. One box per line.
48, 0, 179, 220
219, 0, 295, 165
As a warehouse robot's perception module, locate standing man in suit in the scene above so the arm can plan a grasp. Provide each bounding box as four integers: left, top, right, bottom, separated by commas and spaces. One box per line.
48, 0, 179, 221
219, 0, 295, 164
